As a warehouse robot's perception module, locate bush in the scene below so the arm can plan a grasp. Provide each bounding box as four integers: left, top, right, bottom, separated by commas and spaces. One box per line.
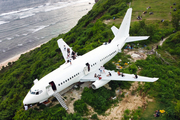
81, 87, 115, 114
91, 114, 99, 120
163, 20, 169, 26
128, 64, 137, 74
74, 100, 88, 115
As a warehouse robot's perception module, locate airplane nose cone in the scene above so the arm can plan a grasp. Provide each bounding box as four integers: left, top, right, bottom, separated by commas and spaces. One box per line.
23, 93, 31, 105
23, 92, 36, 105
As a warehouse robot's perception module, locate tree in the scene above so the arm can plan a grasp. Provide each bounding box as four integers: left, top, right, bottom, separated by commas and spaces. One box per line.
175, 100, 180, 119
172, 9, 180, 30
74, 100, 88, 115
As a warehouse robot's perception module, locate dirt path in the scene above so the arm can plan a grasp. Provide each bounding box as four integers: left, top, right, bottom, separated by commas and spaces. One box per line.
103, 18, 165, 25
159, 36, 169, 46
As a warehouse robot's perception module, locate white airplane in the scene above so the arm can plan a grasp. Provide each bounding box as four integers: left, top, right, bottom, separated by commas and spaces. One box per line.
23, 8, 158, 110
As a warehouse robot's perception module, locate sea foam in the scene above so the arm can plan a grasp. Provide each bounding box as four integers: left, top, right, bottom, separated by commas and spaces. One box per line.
0, 21, 9, 25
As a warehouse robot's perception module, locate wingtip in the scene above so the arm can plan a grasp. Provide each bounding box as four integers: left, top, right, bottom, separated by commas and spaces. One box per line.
153, 78, 159, 81
127, 8, 132, 13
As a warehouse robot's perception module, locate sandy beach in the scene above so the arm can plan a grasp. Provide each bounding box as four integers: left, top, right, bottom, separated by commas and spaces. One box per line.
0, 44, 41, 70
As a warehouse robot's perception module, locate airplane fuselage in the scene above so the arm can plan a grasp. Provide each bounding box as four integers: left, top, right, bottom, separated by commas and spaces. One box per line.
23, 38, 125, 105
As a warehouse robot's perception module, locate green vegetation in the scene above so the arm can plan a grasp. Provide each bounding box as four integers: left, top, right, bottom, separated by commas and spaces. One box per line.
134, 32, 180, 119
13, 104, 67, 120
140, 101, 166, 120
162, 31, 180, 58
81, 87, 116, 114
171, 5, 180, 30
122, 107, 142, 120
131, 0, 180, 20
91, 114, 99, 120
73, 99, 88, 115
0, 0, 180, 119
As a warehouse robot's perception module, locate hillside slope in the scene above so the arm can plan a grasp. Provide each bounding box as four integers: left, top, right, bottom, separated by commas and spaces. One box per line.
0, 0, 180, 119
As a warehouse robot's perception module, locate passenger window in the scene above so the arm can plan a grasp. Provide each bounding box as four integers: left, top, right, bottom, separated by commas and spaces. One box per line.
65, 80, 67, 82
36, 92, 39, 95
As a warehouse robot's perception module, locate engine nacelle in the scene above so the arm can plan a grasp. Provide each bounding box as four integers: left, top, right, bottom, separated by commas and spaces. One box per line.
91, 80, 110, 89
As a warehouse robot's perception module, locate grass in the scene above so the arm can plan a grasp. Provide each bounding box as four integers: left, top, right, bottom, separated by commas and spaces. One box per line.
157, 48, 178, 66
140, 101, 166, 120
104, 0, 180, 28
131, 0, 180, 20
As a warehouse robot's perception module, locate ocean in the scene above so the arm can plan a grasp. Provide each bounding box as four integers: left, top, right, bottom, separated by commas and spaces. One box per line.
0, 0, 94, 63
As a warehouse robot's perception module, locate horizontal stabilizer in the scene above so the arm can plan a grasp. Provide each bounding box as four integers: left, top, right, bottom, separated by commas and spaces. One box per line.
126, 36, 149, 43
111, 26, 118, 36
57, 38, 75, 62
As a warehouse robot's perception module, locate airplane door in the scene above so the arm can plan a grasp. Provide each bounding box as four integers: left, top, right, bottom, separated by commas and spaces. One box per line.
46, 81, 57, 96
46, 85, 54, 96
84, 63, 90, 75
83, 66, 88, 75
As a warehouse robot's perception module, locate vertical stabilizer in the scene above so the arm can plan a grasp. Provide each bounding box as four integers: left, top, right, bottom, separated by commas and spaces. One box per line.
113, 8, 132, 42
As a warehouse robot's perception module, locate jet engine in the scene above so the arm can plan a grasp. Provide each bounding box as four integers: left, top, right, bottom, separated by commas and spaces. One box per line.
91, 80, 110, 89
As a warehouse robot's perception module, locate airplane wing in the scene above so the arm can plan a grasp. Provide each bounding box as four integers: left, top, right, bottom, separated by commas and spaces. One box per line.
80, 69, 158, 82
80, 69, 100, 82
57, 38, 77, 62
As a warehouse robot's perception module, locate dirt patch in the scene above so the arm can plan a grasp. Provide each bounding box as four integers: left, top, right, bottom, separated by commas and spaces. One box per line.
127, 51, 147, 62
104, 19, 111, 24
98, 82, 153, 120
65, 89, 82, 113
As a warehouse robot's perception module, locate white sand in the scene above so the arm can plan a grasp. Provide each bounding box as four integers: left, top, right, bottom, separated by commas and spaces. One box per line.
0, 44, 41, 70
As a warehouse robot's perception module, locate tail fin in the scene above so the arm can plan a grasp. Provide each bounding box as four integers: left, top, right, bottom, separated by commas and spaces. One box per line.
113, 8, 132, 42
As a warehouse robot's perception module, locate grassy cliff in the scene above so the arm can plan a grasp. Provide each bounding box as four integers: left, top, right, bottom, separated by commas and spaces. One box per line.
0, 0, 180, 119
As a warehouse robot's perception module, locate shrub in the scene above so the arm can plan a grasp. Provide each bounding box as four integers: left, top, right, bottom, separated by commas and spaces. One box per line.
74, 100, 88, 115
128, 64, 137, 74
163, 20, 169, 26
91, 114, 99, 120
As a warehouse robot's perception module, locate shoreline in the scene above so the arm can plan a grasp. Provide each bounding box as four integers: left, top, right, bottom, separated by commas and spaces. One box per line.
0, 44, 42, 70
0, 0, 95, 70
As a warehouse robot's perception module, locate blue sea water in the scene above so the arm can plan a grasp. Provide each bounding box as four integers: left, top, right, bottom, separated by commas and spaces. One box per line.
0, 0, 94, 63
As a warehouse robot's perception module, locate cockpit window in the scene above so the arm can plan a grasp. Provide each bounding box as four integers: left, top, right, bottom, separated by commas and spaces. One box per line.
30, 90, 42, 95
30, 90, 35, 94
